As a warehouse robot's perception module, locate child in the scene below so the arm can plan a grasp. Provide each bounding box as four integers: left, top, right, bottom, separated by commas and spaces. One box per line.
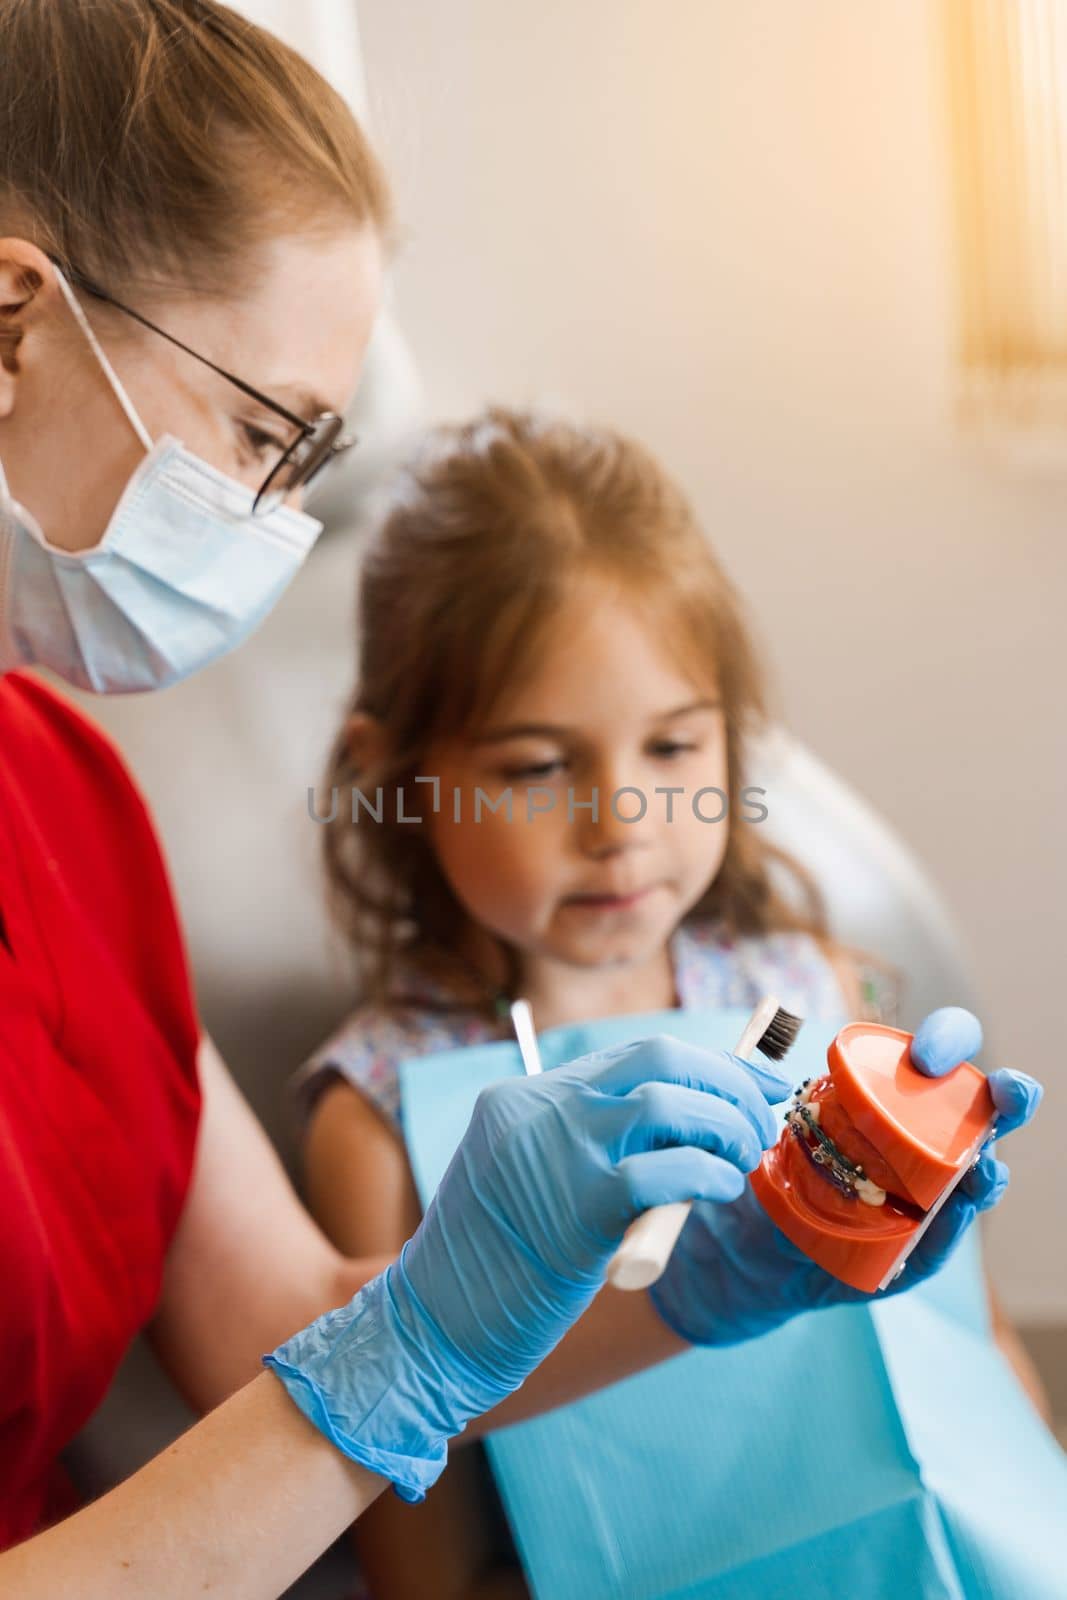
297, 408, 1050, 1599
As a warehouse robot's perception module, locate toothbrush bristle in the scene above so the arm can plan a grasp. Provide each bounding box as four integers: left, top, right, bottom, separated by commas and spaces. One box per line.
756, 1005, 804, 1062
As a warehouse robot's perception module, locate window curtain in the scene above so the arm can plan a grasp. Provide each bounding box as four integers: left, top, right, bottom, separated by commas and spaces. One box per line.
944, 0, 1067, 448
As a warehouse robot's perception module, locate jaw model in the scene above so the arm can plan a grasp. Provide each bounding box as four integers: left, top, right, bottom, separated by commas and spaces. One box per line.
750, 1023, 996, 1292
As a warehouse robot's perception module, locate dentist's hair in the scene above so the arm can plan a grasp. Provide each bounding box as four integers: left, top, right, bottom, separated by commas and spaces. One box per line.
0, 0, 390, 298
321, 407, 830, 1011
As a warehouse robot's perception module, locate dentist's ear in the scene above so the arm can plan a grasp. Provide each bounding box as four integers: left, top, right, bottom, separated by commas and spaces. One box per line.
0, 239, 58, 418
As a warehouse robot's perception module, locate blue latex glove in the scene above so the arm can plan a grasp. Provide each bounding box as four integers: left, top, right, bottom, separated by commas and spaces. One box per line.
649, 1006, 1044, 1345
265, 1036, 791, 1501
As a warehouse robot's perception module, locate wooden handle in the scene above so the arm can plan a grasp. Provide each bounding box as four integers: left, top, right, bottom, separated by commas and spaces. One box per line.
606, 1200, 693, 1290
606, 996, 786, 1290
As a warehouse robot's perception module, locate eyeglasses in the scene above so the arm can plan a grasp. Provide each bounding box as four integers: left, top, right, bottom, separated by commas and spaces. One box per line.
62, 267, 356, 515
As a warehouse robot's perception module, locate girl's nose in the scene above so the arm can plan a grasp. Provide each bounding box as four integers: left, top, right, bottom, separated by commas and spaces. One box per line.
574, 776, 657, 855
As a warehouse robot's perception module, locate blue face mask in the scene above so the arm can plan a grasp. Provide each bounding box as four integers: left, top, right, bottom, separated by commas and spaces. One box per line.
0, 267, 324, 695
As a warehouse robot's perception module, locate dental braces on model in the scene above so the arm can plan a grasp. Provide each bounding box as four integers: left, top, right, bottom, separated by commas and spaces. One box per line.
785, 1080, 888, 1208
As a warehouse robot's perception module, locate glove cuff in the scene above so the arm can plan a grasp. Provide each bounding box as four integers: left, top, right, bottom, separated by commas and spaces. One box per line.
263, 1254, 506, 1502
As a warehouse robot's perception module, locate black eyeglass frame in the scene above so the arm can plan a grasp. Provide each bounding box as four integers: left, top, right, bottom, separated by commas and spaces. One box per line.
60, 266, 355, 514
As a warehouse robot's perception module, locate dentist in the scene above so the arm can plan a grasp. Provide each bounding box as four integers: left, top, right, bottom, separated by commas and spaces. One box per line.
0, 4, 1039, 1597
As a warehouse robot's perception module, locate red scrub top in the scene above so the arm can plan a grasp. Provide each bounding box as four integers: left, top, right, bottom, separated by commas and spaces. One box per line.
0, 669, 202, 1549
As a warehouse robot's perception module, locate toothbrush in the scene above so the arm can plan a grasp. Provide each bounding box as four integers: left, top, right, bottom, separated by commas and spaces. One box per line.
509, 996, 803, 1290
606, 996, 803, 1291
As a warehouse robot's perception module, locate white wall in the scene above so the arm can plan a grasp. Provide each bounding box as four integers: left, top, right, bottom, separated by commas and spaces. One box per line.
356, 0, 1067, 1319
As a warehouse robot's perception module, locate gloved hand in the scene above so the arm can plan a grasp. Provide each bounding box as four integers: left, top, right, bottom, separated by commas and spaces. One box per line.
649, 1006, 1043, 1345
265, 1035, 791, 1501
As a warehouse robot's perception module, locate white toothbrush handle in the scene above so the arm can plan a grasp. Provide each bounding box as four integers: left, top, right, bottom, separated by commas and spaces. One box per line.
606, 997, 784, 1291
606, 1200, 694, 1290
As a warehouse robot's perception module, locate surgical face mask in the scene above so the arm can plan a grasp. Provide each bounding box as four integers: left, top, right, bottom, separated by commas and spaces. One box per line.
0, 267, 324, 694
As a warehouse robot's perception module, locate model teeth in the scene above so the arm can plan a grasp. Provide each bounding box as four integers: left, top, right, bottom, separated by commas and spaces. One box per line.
787, 1092, 887, 1206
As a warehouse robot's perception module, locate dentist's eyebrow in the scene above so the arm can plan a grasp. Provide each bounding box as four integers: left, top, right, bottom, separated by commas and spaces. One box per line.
472, 699, 722, 745
257, 382, 340, 423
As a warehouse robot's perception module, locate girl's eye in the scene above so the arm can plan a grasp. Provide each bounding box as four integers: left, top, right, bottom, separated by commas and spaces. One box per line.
650, 741, 698, 759
238, 419, 287, 465
502, 759, 566, 781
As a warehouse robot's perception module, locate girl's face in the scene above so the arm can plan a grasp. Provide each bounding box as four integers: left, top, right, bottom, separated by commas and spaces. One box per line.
0, 227, 383, 551
424, 581, 730, 989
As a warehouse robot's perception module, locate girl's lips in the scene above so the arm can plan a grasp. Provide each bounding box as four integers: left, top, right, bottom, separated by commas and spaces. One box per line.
562, 885, 658, 912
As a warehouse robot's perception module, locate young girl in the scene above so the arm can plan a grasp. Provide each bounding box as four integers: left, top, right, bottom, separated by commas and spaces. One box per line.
297, 408, 1050, 1599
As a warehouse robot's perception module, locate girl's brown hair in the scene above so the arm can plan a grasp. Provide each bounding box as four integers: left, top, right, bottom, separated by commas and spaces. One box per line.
323, 407, 831, 1014
0, 0, 391, 298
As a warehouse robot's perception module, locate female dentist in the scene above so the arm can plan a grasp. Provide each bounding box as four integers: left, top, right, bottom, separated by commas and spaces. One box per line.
0, 3, 1039, 1596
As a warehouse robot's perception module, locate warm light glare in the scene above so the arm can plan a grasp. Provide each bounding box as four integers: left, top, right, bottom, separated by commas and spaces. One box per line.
945, 0, 1067, 436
